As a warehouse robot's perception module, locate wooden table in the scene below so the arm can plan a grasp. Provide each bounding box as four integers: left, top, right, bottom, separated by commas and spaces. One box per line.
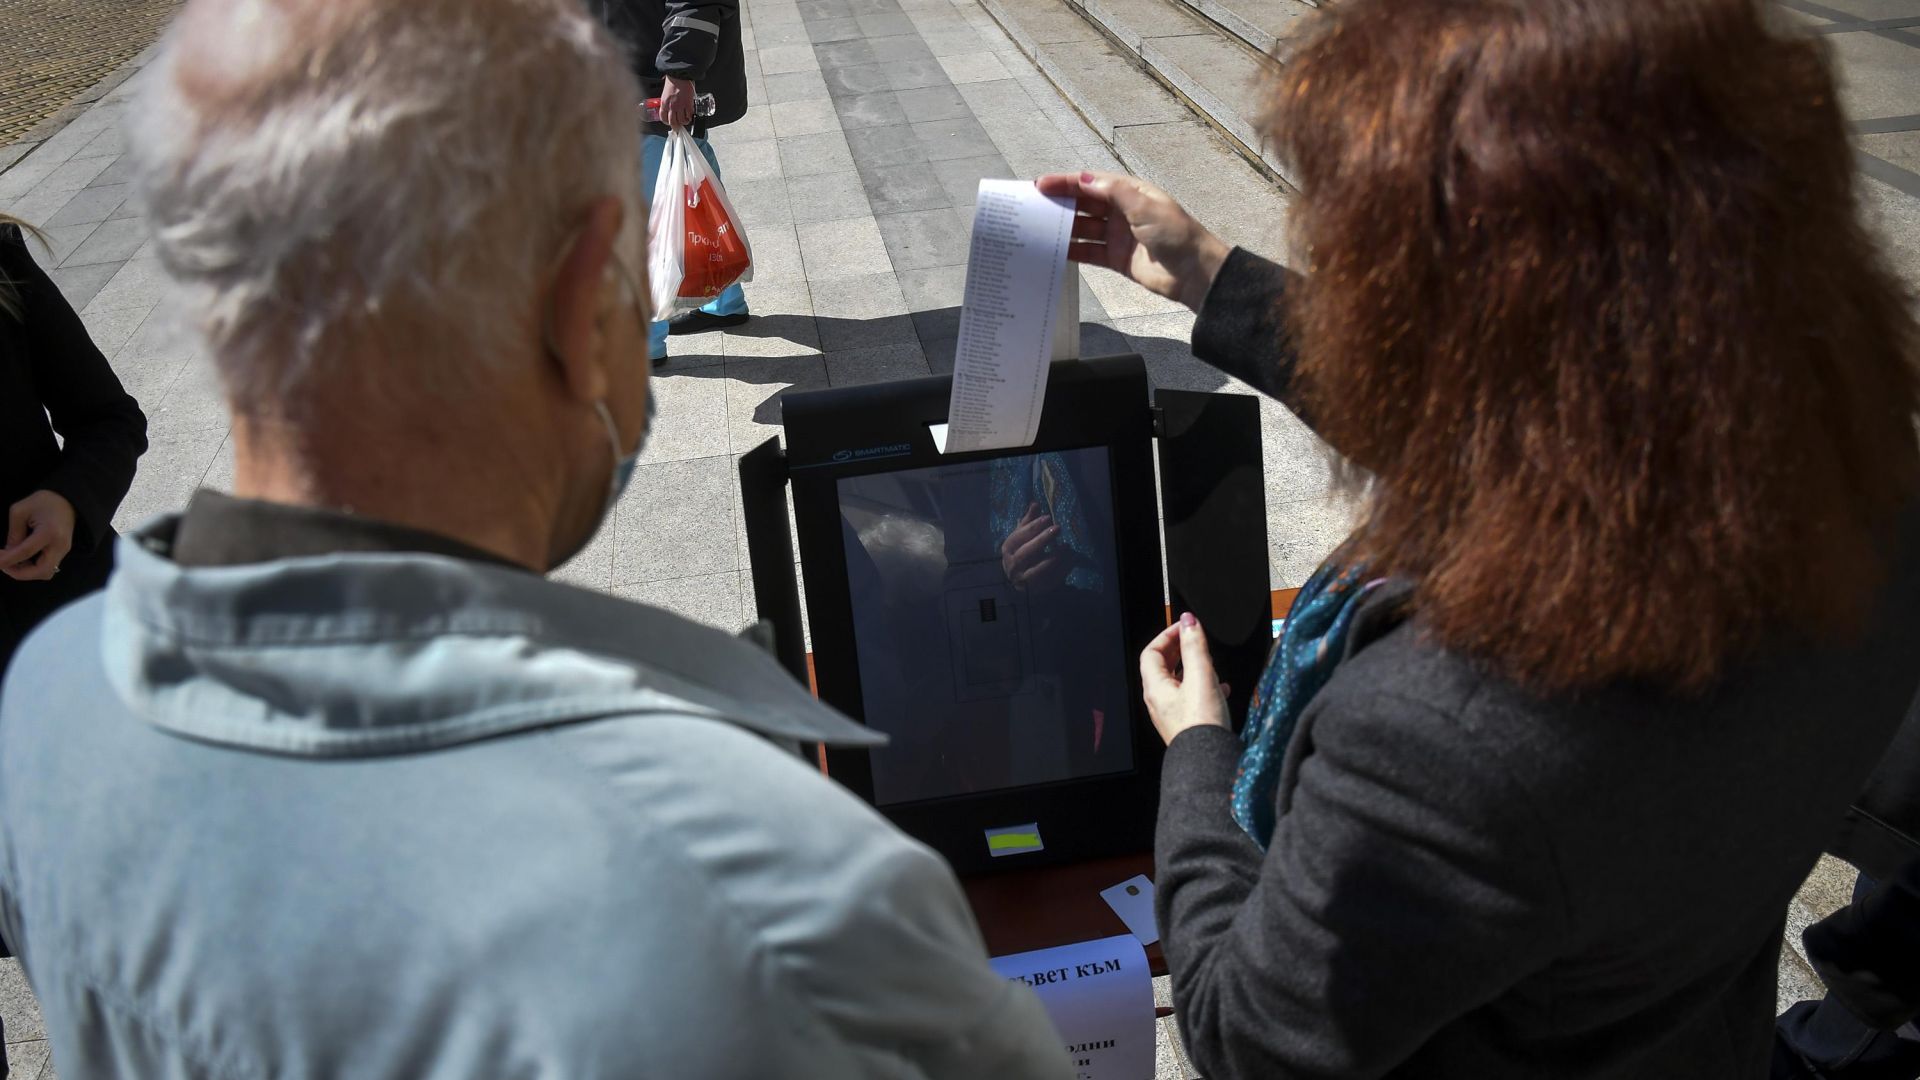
961, 852, 1166, 973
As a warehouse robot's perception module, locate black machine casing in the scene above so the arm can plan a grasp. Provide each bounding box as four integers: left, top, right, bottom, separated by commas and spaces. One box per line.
740, 355, 1269, 877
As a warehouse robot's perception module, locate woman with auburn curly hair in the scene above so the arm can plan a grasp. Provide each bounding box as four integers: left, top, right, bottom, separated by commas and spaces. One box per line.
1040, 0, 1920, 1075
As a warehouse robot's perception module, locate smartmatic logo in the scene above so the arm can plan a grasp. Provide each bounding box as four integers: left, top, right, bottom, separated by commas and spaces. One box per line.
830, 443, 911, 464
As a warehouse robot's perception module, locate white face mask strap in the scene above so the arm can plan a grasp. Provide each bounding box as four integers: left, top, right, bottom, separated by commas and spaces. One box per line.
538, 225, 653, 572
543, 243, 650, 448
608, 252, 648, 322
593, 399, 627, 464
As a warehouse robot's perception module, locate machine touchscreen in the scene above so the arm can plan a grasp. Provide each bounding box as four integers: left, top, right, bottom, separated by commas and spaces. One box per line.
835, 446, 1134, 807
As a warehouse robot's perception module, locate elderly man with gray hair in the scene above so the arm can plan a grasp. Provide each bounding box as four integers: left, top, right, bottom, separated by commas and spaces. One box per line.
0, 1, 1067, 1077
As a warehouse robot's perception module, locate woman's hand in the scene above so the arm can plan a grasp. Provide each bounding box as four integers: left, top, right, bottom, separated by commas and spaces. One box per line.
1000, 502, 1067, 591
1140, 612, 1232, 745
1035, 171, 1231, 312
0, 490, 76, 582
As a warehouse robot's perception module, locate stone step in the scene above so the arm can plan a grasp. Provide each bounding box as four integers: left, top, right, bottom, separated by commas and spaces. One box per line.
980, 0, 1301, 185
1172, 0, 1318, 58
976, 0, 1293, 260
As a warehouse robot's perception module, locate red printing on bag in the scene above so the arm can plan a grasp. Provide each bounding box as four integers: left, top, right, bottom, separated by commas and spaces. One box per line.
678, 177, 750, 299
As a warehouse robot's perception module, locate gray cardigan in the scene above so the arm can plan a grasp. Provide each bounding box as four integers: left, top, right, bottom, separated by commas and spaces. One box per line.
1156, 248, 1920, 1078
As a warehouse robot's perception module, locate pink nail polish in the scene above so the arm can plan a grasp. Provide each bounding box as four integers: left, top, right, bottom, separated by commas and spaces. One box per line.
1180, 612, 1197, 629
1080, 171, 1095, 184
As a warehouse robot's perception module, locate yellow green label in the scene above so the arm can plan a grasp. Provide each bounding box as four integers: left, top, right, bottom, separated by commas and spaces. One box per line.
985, 825, 1044, 855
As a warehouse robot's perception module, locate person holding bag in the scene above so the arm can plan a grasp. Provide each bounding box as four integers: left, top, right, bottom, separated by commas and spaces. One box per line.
590, 0, 751, 363
1037, 0, 1920, 1074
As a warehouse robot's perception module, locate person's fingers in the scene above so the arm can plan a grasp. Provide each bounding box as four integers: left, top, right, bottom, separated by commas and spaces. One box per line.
1035, 553, 1071, 581
1017, 511, 1054, 539
1074, 171, 1145, 220
0, 529, 50, 570
1071, 216, 1108, 243
662, 88, 693, 128
5, 556, 56, 582
1035, 174, 1116, 218
1033, 173, 1083, 199
1016, 556, 1062, 587
1069, 238, 1130, 273
1074, 170, 1134, 200
1004, 512, 1053, 552
1009, 522, 1060, 567
40, 531, 72, 569
1067, 240, 1110, 266
1140, 624, 1183, 687
4, 501, 25, 550
1070, 189, 1114, 220
1176, 612, 1219, 688
1097, 174, 1162, 225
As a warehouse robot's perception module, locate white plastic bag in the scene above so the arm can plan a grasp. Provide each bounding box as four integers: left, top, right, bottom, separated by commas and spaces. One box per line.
648, 127, 754, 318
647, 129, 691, 317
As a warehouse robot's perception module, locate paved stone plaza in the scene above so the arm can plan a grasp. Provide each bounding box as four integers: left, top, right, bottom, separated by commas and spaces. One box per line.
1, 0, 1918, 1076
0, 0, 182, 152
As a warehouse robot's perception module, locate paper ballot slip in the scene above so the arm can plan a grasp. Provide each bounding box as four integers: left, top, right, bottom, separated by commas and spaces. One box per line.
934, 179, 1079, 455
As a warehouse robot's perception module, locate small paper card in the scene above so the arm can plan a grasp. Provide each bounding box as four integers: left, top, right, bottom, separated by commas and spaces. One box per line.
1098, 874, 1159, 946
991, 935, 1155, 1079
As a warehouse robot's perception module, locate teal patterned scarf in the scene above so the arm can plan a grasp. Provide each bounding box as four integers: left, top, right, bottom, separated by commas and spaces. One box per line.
1232, 561, 1383, 848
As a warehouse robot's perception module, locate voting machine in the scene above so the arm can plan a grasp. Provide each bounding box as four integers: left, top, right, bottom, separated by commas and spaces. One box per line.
738, 355, 1270, 877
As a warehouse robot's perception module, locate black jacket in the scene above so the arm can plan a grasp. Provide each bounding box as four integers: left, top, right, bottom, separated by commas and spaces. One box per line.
1156, 247, 1920, 1079
589, 0, 747, 139
1833, 693, 1920, 882
0, 224, 148, 675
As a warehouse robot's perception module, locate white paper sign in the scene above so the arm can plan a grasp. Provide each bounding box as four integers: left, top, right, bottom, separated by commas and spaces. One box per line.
937, 179, 1077, 454
990, 935, 1156, 1080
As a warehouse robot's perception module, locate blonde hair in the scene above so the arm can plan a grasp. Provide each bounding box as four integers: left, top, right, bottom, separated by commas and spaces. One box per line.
0, 212, 47, 321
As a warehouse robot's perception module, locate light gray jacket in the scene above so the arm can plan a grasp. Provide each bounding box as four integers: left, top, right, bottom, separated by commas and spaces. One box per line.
0, 520, 1068, 1079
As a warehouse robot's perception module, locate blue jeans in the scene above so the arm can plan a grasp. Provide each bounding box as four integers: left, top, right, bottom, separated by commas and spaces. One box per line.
642, 132, 748, 359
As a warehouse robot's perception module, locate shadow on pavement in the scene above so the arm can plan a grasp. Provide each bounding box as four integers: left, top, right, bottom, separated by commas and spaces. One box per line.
660, 307, 1242, 430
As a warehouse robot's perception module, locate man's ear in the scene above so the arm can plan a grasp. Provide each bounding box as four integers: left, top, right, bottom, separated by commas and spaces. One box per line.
546, 196, 628, 406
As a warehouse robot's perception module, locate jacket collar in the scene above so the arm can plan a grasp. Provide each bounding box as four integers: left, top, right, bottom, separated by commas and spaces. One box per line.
104, 516, 885, 757
1341, 579, 1415, 661
1274, 579, 1414, 817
